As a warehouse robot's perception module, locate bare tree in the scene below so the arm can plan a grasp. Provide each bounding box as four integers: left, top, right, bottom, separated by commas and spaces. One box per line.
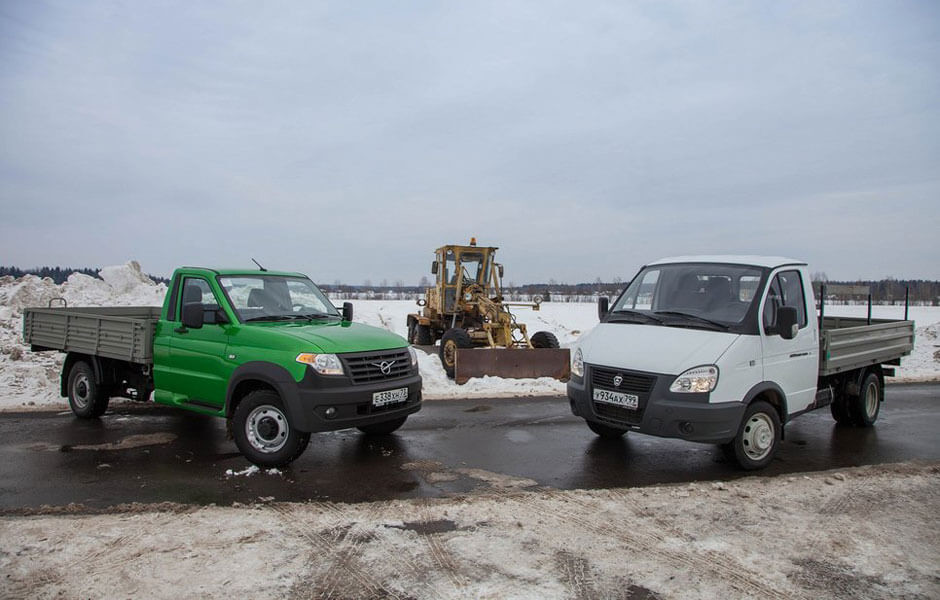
419, 275, 430, 288
363, 279, 372, 288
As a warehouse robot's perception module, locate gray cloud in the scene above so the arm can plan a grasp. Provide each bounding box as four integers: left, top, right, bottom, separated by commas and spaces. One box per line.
1, 1, 938, 283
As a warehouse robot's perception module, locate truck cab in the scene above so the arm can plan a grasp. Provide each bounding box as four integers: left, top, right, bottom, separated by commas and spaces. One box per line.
567, 256, 910, 469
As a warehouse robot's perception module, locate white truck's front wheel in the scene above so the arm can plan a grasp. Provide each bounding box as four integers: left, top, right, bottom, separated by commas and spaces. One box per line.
726, 400, 780, 470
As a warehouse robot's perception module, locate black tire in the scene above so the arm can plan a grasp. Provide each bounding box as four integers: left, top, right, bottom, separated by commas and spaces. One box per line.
67, 361, 109, 418
848, 372, 881, 427
407, 319, 417, 344
830, 395, 852, 425
232, 390, 310, 468
439, 328, 472, 378
727, 400, 781, 470
530, 331, 560, 349
586, 419, 626, 439
415, 324, 433, 345
357, 416, 408, 435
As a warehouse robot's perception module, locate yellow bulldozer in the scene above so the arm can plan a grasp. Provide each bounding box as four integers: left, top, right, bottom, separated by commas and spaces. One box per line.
407, 239, 570, 384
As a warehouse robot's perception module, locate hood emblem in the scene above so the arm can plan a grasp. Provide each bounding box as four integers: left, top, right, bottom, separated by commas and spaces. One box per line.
372, 360, 396, 375
613, 374, 623, 387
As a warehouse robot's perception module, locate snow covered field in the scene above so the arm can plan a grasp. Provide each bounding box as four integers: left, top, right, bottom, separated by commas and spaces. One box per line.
2, 461, 937, 599
1, 263, 938, 410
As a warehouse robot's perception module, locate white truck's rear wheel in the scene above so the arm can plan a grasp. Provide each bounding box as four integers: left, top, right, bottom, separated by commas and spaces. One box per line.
849, 372, 881, 427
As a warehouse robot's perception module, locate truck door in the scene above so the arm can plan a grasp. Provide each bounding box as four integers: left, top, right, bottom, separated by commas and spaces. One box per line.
760, 269, 817, 415
162, 276, 231, 409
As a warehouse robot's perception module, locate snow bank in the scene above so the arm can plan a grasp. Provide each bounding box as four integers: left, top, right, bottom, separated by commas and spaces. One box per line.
0, 262, 166, 409
2, 266, 938, 411
2, 462, 938, 598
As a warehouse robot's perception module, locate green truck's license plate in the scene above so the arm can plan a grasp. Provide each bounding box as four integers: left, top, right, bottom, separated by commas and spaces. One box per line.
373, 387, 408, 407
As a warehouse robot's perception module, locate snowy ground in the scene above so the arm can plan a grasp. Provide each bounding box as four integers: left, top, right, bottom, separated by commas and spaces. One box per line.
2, 461, 937, 599
1, 263, 938, 410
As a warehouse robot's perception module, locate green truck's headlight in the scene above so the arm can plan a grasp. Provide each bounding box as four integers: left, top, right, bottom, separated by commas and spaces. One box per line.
296, 353, 344, 376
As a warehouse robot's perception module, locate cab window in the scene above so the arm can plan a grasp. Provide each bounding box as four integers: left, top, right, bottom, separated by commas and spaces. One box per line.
179, 277, 223, 324
762, 270, 807, 333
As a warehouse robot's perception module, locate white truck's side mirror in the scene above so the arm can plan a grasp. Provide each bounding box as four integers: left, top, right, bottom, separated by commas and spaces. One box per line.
776, 306, 799, 339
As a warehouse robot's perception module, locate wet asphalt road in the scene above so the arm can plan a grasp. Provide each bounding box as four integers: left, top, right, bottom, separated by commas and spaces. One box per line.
0, 384, 937, 511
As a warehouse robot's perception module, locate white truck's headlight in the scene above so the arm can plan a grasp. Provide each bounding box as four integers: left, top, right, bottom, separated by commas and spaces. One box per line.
670, 365, 718, 393
408, 346, 418, 367
296, 353, 344, 376
571, 347, 584, 378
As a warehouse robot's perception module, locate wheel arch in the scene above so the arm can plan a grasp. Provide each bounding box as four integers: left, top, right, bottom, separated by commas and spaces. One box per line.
743, 381, 788, 425
225, 362, 299, 419
61, 352, 103, 397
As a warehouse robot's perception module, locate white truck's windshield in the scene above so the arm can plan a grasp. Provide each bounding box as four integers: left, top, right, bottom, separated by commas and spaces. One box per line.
219, 275, 339, 322
612, 263, 763, 327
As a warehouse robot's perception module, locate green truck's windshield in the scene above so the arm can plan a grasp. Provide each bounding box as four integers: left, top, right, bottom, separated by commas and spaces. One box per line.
612, 263, 764, 328
218, 275, 339, 322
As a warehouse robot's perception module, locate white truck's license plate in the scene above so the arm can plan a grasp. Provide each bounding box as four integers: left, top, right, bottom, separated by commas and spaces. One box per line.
593, 388, 639, 409
373, 387, 408, 407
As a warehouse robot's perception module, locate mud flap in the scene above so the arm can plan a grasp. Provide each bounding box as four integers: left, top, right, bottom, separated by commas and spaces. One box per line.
454, 348, 571, 385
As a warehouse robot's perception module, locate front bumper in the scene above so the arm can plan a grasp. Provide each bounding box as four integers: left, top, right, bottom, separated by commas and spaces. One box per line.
566, 365, 744, 444
285, 369, 423, 433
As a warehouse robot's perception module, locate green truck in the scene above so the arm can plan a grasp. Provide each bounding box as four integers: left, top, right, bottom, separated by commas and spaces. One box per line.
22, 267, 422, 467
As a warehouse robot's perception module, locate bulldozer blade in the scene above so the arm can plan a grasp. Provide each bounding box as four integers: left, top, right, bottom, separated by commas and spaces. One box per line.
454, 348, 571, 385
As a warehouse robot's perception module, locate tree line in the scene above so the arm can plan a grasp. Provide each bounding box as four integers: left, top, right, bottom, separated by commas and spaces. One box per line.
2, 266, 938, 304
0, 266, 169, 284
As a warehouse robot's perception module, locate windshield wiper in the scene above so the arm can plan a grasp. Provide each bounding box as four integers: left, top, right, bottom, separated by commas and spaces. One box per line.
299, 312, 340, 320
654, 311, 730, 330
244, 314, 308, 322
609, 309, 663, 324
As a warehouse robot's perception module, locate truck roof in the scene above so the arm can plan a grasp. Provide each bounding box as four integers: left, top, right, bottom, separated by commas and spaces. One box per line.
177, 266, 308, 278
647, 255, 807, 269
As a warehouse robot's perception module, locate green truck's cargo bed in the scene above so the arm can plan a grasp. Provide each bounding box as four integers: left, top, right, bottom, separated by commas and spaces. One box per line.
23, 306, 161, 364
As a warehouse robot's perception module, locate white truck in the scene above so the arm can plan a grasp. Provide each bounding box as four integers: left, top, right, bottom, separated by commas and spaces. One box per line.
567, 256, 914, 469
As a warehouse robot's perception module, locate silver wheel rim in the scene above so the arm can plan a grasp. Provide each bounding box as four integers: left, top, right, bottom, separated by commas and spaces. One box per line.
72, 373, 91, 410
865, 382, 879, 418
742, 412, 775, 461
245, 405, 289, 454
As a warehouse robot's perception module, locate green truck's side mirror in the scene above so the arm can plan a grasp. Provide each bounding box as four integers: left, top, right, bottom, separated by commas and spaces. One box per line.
342, 302, 354, 322
181, 302, 204, 330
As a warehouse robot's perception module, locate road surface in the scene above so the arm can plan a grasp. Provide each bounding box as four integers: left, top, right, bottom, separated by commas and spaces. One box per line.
0, 384, 937, 511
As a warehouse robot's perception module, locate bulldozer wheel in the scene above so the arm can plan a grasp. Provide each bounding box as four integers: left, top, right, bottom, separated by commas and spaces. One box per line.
415, 324, 433, 345
439, 328, 472, 378
530, 331, 560, 349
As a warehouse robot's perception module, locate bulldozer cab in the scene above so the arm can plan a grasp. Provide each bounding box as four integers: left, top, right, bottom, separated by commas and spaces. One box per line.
434, 242, 500, 314
412, 238, 569, 385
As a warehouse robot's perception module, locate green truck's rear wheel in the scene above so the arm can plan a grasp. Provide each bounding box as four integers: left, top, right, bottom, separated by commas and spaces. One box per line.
232, 390, 310, 468
67, 360, 109, 418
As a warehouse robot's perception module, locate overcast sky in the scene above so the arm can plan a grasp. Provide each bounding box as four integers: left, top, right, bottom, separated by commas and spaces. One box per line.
1, 1, 938, 284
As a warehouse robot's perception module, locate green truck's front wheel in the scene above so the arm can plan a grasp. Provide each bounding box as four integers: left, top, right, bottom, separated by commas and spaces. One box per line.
232, 390, 310, 468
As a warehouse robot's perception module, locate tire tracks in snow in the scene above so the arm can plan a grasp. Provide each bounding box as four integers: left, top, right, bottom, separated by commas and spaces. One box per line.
527, 489, 803, 600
